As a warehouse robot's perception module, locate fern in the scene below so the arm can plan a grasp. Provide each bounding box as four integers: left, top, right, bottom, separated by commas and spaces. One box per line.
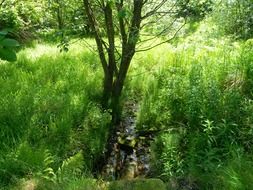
56, 151, 84, 183
35, 150, 84, 185
36, 150, 56, 184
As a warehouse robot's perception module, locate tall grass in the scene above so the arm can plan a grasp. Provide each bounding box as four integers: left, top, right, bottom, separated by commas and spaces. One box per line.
0, 23, 252, 189
0, 40, 111, 188
136, 27, 253, 188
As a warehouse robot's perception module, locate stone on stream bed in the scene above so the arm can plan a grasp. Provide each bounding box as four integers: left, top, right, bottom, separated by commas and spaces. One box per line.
108, 179, 167, 190
101, 100, 154, 180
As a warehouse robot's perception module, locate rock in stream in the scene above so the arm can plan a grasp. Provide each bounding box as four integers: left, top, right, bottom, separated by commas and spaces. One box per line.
101, 101, 153, 180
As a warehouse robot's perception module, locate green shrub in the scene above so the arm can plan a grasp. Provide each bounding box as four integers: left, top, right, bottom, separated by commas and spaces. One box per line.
137, 35, 253, 188
213, 0, 253, 40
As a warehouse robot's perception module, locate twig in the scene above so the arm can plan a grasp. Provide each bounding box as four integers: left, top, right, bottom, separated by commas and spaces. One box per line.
136, 19, 186, 52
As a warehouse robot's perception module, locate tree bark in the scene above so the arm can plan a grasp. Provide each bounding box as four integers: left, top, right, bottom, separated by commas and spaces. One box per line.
83, 0, 110, 107
56, 0, 64, 30
102, 2, 116, 108
102, 72, 113, 108
111, 0, 143, 123
83, 0, 143, 119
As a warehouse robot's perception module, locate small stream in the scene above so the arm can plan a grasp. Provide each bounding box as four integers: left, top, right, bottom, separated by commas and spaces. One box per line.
101, 101, 153, 180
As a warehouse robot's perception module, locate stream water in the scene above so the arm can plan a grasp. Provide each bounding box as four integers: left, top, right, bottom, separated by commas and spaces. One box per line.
100, 102, 200, 190
101, 101, 153, 180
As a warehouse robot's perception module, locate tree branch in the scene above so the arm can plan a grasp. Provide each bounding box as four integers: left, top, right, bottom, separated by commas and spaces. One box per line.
139, 17, 179, 44
83, 0, 108, 74
104, 2, 117, 75
113, 0, 144, 97
136, 19, 186, 52
141, 0, 168, 19
116, 1, 128, 46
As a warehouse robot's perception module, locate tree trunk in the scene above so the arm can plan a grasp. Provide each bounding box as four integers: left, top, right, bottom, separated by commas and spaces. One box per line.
102, 2, 116, 109
102, 71, 113, 108
111, 50, 135, 123
56, 0, 64, 30
83, 0, 147, 175
83, 0, 143, 122
110, 0, 143, 123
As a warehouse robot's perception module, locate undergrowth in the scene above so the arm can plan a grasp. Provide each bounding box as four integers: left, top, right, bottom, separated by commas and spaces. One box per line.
0, 22, 253, 189
136, 26, 253, 189
0, 41, 111, 188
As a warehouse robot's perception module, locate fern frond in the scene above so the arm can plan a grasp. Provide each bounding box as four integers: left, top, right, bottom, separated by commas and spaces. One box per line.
56, 151, 84, 183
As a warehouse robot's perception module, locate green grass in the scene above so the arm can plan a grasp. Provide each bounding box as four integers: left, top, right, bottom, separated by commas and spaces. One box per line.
0, 40, 111, 188
135, 24, 253, 189
0, 22, 253, 189
108, 179, 166, 190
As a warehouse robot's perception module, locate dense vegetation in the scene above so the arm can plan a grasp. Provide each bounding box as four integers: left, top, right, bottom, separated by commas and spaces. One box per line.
0, 0, 253, 189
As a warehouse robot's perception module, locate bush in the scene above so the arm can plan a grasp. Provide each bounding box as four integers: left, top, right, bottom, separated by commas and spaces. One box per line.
213, 0, 253, 40
137, 36, 253, 188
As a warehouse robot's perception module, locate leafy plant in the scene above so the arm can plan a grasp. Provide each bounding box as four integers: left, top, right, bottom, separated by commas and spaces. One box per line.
0, 30, 19, 62
213, 0, 253, 39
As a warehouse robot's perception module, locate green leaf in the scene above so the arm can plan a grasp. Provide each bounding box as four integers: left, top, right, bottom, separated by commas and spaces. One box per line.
0, 48, 17, 62
0, 38, 20, 47
0, 36, 5, 41
0, 31, 8, 41
0, 31, 8, 36
106, 0, 114, 7
118, 9, 127, 19
118, 8, 131, 19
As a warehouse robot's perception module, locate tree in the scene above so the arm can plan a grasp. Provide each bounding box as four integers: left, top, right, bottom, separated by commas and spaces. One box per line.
82, 0, 216, 174
214, 0, 253, 40
0, 0, 47, 41
83, 0, 193, 123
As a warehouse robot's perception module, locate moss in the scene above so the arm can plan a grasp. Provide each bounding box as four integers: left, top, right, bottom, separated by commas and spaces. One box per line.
64, 178, 99, 190
108, 179, 166, 190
